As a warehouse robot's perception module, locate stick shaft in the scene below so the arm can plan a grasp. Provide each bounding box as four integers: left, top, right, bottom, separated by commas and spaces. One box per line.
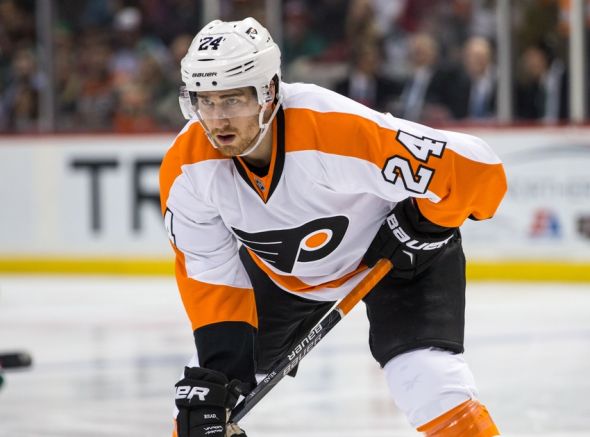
337, 259, 392, 315
229, 259, 392, 423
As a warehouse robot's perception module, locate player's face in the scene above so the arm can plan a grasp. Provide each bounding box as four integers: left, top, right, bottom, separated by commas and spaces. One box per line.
196, 87, 263, 156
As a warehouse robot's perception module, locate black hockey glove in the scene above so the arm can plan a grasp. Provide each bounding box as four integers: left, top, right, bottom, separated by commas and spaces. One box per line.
175, 367, 248, 437
363, 198, 457, 280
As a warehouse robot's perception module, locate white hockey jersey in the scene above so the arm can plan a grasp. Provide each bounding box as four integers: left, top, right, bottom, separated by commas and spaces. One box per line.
160, 82, 506, 332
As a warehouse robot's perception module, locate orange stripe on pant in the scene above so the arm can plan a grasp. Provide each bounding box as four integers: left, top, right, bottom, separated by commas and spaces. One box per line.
417, 399, 500, 436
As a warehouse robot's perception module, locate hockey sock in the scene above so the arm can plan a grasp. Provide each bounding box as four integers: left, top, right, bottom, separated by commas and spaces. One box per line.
416, 399, 499, 436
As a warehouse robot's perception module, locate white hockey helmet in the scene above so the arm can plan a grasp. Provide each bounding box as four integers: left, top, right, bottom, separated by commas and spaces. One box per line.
179, 17, 282, 119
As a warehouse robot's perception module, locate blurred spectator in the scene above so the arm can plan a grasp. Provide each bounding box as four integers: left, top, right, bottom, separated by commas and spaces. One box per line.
113, 83, 158, 132
154, 33, 194, 128
54, 23, 81, 131
78, 0, 115, 27
371, 0, 406, 37
378, 1, 412, 80
76, 37, 116, 131
432, 0, 473, 63
282, 0, 327, 66
0, 0, 36, 131
284, 0, 353, 86
137, 51, 178, 128
346, 0, 381, 48
516, 42, 569, 122
334, 43, 400, 112
381, 0, 495, 78
169, 33, 194, 71
394, 0, 437, 32
109, 7, 146, 86
136, 53, 172, 104
0, 46, 40, 131
392, 33, 451, 122
0, 0, 579, 133
109, 7, 170, 87
306, 0, 350, 61
514, 0, 561, 51
447, 36, 496, 120
140, 0, 200, 44
223, 0, 266, 23
468, 0, 496, 40
0, 0, 35, 52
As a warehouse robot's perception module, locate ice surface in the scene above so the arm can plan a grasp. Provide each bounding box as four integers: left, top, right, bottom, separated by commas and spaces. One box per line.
0, 276, 588, 436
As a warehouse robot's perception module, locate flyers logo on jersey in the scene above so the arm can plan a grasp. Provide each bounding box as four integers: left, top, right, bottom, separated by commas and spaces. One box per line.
232, 216, 349, 273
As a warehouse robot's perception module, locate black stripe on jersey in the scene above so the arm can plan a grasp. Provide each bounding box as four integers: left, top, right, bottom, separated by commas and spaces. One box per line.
266, 106, 285, 199
232, 106, 285, 202
233, 156, 258, 192
233, 215, 349, 273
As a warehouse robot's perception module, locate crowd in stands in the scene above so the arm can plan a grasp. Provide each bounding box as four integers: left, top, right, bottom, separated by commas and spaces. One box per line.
0, 0, 585, 133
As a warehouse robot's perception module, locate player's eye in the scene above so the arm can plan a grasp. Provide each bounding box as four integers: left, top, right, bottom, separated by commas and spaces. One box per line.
225, 97, 240, 106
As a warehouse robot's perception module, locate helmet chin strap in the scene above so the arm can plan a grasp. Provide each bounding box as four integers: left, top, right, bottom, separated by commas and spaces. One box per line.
238, 96, 282, 157
198, 95, 283, 157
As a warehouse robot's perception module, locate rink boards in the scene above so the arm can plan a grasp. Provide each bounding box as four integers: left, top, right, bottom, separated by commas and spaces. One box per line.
0, 127, 589, 281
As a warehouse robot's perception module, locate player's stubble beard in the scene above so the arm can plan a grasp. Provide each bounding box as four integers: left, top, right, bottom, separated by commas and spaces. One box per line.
210, 114, 262, 157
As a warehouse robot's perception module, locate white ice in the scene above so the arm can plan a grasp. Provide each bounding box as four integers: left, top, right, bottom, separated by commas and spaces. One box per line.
0, 276, 588, 436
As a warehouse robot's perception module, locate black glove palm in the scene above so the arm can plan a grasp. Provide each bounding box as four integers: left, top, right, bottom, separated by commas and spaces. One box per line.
363, 198, 457, 279
175, 367, 247, 437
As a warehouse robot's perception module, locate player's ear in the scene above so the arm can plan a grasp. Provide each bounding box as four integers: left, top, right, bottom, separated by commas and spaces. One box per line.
261, 78, 278, 122
269, 79, 277, 101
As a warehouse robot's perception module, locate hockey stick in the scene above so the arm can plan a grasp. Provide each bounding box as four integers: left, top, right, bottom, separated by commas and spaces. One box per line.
229, 258, 393, 424
0, 351, 33, 369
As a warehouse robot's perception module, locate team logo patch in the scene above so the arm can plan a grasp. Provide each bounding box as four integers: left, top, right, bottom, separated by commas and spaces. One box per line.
245, 27, 258, 39
233, 216, 349, 273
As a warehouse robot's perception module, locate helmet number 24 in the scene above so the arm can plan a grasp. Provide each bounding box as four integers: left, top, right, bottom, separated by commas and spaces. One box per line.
198, 36, 223, 51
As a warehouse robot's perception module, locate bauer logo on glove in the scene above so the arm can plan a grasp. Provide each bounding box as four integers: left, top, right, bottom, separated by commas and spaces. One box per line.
175, 385, 210, 402
364, 198, 458, 280
386, 213, 454, 251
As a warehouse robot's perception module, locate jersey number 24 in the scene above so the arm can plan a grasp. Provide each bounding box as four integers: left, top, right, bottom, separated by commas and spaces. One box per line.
382, 130, 446, 194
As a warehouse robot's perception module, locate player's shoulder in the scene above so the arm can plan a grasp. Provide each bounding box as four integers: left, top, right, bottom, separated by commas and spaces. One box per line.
390, 118, 501, 165
162, 119, 226, 168
159, 119, 229, 202
281, 81, 392, 125
436, 128, 502, 164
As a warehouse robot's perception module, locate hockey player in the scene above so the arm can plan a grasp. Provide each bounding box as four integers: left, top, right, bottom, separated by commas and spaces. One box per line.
160, 17, 506, 437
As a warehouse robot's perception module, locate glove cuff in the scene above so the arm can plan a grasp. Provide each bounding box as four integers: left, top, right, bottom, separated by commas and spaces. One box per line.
402, 199, 456, 237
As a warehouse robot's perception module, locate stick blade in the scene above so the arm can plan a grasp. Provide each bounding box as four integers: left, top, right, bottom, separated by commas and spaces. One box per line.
0, 351, 33, 369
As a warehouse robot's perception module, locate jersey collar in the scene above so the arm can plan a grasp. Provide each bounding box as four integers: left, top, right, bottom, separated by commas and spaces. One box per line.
233, 106, 285, 203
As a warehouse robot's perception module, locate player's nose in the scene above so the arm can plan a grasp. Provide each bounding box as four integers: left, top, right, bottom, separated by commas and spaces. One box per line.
209, 117, 231, 129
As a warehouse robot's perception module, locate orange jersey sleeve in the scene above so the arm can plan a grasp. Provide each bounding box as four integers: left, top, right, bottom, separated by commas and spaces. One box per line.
281, 92, 506, 229
159, 121, 257, 331
413, 130, 507, 227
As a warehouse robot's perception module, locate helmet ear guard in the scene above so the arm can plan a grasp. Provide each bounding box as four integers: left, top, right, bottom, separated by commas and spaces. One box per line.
178, 86, 197, 120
